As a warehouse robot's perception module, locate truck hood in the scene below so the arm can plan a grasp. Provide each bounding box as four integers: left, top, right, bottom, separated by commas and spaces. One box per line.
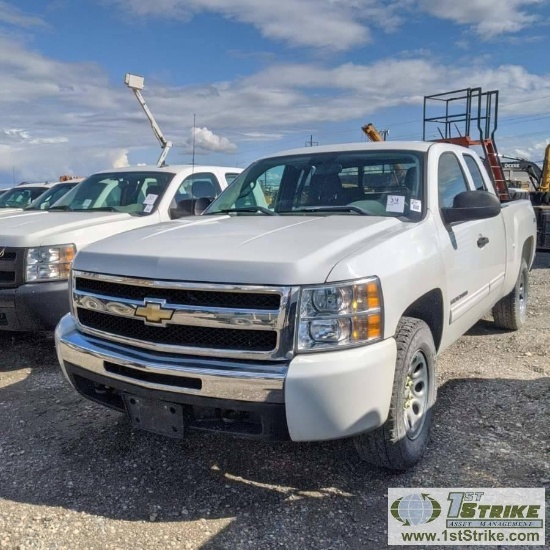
0, 210, 49, 220
75, 215, 405, 285
0, 207, 25, 215
0, 211, 158, 248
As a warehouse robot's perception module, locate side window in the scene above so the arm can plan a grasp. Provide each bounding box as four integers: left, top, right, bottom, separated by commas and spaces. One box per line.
248, 166, 283, 208
176, 172, 221, 202
438, 153, 470, 209
211, 165, 282, 211
463, 155, 487, 191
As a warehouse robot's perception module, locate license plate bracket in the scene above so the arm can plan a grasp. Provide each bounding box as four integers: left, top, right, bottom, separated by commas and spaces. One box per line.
123, 394, 184, 439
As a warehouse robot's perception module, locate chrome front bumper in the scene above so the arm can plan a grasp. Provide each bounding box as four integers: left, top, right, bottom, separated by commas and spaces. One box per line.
55, 314, 287, 404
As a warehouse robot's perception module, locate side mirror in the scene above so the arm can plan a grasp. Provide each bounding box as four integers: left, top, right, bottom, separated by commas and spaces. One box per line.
442, 190, 501, 224
194, 196, 213, 215
170, 197, 215, 219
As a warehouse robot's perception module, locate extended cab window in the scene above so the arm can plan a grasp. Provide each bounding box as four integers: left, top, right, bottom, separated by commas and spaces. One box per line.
50, 171, 176, 215
225, 172, 240, 185
438, 153, 469, 209
463, 155, 487, 191
205, 151, 424, 219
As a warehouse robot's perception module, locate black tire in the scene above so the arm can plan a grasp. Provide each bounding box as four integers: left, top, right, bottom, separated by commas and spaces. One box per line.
492, 259, 529, 330
354, 317, 436, 471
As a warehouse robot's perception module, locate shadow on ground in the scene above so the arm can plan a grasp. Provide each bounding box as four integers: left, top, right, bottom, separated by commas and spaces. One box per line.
1, 333, 548, 548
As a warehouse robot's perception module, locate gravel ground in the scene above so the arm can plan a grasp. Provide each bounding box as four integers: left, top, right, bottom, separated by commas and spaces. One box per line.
0, 253, 549, 550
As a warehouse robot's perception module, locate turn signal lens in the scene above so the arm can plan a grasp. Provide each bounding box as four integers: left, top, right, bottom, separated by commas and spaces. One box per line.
367, 281, 380, 309
367, 313, 382, 340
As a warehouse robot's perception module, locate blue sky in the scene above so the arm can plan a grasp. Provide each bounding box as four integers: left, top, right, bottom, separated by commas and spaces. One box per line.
0, 0, 549, 184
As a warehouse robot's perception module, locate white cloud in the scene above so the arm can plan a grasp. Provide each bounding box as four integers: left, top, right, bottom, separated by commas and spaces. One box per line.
0, 33, 549, 179
0, 143, 131, 182
2, 128, 31, 141
417, 0, 544, 38
112, 151, 130, 168
110, 0, 404, 50
187, 127, 237, 154
0, 1, 47, 28
1, 127, 68, 145
108, 0, 545, 51
508, 138, 550, 162
241, 132, 286, 141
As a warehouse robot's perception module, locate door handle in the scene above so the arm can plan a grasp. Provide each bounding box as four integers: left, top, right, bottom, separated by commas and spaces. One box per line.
477, 236, 489, 248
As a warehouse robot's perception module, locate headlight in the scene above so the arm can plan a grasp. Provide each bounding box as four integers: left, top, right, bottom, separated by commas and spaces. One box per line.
26, 244, 76, 282
297, 277, 383, 351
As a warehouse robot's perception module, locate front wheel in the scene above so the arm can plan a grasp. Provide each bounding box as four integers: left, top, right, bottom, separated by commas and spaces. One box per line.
354, 317, 437, 471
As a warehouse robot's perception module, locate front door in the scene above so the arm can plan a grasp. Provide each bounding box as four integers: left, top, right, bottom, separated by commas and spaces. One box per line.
434, 151, 506, 347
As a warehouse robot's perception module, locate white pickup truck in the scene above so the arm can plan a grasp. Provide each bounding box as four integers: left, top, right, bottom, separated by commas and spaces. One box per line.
0, 183, 54, 214
0, 164, 240, 331
55, 142, 536, 470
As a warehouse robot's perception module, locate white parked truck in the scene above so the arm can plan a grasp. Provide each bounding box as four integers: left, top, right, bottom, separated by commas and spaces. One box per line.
0, 164, 240, 331
55, 142, 536, 469
0, 183, 54, 214
0, 179, 84, 219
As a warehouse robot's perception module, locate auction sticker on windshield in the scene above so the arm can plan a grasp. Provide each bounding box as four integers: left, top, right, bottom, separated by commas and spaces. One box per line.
386, 195, 405, 213
388, 488, 545, 546
144, 194, 158, 205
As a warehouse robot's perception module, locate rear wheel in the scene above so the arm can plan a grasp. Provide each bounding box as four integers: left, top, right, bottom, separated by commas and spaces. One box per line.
354, 317, 436, 470
492, 259, 529, 331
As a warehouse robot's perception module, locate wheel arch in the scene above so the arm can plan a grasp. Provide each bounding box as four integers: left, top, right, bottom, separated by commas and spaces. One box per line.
521, 236, 535, 269
401, 289, 444, 352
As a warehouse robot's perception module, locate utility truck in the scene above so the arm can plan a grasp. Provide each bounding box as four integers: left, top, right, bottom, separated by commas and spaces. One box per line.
55, 138, 536, 470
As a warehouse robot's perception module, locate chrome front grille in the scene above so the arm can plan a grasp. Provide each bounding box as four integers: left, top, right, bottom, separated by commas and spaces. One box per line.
0, 247, 23, 289
72, 271, 298, 360
74, 277, 282, 310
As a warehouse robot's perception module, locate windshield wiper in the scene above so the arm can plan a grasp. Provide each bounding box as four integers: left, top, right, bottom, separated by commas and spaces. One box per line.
71, 206, 118, 212
48, 205, 72, 211
281, 205, 373, 216
207, 206, 278, 216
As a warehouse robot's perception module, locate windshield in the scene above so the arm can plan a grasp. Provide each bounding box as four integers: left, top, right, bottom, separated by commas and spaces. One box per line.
0, 187, 47, 209
50, 171, 176, 215
205, 150, 425, 219
25, 182, 79, 210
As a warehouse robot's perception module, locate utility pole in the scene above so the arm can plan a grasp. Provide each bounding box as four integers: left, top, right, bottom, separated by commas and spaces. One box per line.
305, 134, 318, 147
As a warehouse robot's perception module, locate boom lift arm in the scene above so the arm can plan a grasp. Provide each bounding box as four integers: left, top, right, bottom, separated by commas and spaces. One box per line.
501, 144, 550, 194
540, 144, 550, 193
500, 155, 543, 190
361, 123, 385, 142
124, 73, 173, 167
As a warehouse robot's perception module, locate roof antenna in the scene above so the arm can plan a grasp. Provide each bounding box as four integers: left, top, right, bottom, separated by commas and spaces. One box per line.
124, 73, 172, 167
192, 114, 196, 173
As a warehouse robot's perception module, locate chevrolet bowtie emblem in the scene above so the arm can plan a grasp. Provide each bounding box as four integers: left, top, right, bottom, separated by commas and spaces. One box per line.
134, 300, 175, 326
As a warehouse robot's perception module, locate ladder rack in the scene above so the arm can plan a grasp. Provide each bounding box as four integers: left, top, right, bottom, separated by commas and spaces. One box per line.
423, 88, 510, 200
